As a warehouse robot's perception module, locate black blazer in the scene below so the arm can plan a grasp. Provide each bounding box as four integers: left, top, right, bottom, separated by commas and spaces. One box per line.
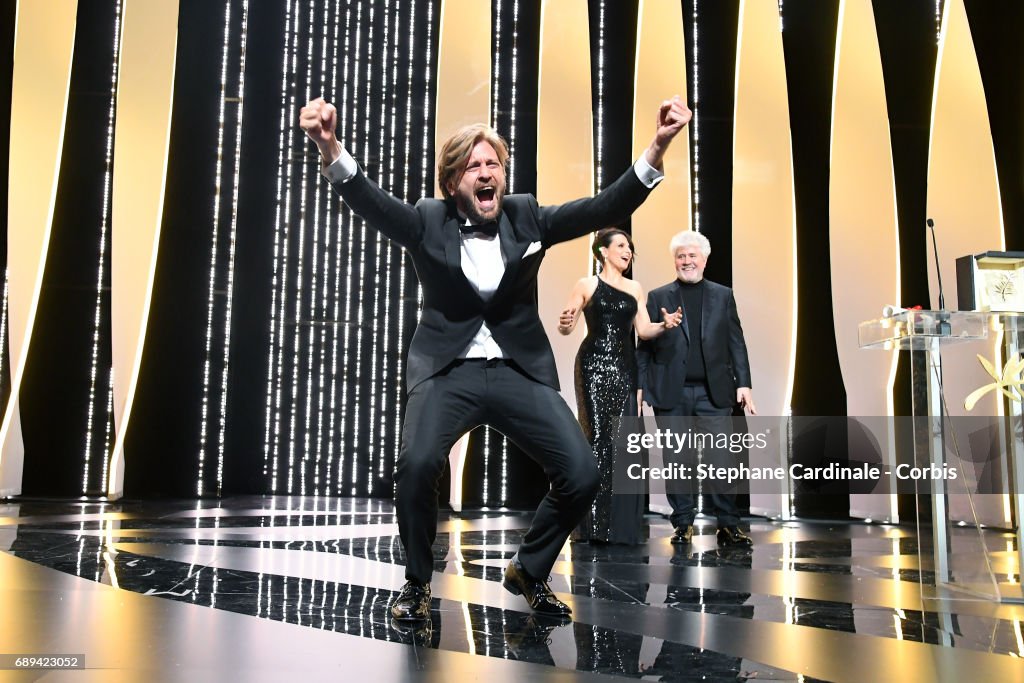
330, 166, 653, 391
636, 279, 752, 410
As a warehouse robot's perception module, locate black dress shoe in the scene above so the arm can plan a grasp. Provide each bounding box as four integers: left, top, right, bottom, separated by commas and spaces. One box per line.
716, 526, 753, 548
502, 560, 572, 616
390, 580, 431, 621
670, 524, 694, 545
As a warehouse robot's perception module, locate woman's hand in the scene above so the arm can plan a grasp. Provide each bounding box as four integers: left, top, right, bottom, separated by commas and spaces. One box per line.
661, 306, 683, 329
558, 307, 577, 335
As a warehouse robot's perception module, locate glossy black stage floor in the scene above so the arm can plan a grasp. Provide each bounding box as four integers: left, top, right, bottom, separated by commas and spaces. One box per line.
2, 497, 1023, 682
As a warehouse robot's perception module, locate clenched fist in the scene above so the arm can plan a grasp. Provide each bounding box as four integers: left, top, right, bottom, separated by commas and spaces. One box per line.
654, 96, 692, 144
644, 94, 691, 169
299, 97, 342, 164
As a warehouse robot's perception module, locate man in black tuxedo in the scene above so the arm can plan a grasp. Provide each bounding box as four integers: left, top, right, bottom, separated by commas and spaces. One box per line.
300, 96, 690, 622
637, 230, 757, 548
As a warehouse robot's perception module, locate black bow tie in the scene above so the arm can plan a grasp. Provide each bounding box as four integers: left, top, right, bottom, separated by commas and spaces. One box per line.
460, 220, 499, 238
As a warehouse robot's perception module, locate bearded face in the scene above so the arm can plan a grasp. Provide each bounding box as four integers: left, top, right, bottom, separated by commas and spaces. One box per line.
674, 245, 707, 283
448, 141, 507, 223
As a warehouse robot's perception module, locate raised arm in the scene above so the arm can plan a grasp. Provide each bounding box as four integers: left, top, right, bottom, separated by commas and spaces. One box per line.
538, 96, 692, 247
299, 97, 423, 248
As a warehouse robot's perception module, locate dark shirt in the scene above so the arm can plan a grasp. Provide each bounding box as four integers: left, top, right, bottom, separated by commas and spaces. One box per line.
677, 279, 706, 382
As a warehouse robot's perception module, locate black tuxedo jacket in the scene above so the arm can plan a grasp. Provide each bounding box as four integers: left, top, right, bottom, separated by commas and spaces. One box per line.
636, 279, 752, 410
330, 166, 653, 391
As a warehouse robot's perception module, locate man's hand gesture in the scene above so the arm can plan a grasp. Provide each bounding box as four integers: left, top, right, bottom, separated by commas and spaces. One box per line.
645, 95, 692, 169
655, 96, 691, 143
299, 97, 342, 164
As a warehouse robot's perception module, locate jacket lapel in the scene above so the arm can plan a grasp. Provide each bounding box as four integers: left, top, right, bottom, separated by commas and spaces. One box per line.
492, 213, 525, 302
443, 216, 486, 305
700, 281, 714, 341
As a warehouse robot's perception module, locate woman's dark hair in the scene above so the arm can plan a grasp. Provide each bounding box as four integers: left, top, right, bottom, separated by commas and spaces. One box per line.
592, 227, 636, 263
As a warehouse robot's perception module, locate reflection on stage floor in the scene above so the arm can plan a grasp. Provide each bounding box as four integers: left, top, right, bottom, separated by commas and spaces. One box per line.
1, 497, 1022, 682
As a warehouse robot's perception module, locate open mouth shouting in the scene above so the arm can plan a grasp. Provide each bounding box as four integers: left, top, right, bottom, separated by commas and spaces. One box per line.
475, 186, 498, 214
461, 182, 503, 223
450, 140, 507, 222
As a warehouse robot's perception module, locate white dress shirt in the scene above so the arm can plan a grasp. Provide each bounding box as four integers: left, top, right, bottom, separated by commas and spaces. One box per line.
457, 225, 506, 358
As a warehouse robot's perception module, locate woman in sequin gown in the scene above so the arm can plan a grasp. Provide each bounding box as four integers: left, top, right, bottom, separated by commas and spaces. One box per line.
558, 229, 682, 544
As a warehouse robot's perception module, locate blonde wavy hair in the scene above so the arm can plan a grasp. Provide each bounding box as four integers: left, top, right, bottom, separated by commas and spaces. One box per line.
436, 124, 509, 200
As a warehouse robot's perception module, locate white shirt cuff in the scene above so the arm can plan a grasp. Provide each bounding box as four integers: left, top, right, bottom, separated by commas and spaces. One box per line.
322, 147, 359, 184
633, 155, 664, 189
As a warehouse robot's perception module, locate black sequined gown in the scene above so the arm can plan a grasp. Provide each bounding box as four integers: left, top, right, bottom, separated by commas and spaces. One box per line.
572, 279, 644, 544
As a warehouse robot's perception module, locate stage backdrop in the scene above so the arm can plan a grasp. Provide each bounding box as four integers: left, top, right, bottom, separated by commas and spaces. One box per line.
1, 1, 1021, 524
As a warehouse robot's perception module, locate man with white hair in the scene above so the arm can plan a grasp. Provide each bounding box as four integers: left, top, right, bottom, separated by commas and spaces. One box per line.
637, 230, 757, 547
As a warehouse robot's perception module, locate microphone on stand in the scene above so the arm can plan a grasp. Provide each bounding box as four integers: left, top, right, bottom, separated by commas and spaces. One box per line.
927, 218, 952, 335
927, 218, 944, 310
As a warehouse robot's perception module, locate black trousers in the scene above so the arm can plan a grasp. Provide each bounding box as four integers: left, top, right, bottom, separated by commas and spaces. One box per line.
396, 359, 599, 584
653, 383, 741, 528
